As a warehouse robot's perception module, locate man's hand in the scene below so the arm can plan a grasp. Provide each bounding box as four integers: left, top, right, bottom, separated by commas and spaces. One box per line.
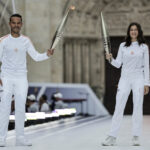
144, 86, 149, 95
0, 79, 2, 86
47, 49, 54, 57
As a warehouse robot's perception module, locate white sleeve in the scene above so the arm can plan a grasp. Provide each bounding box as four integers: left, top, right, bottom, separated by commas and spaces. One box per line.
26, 39, 49, 62
0, 41, 4, 78
0, 41, 4, 61
143, 45, 150, 86
111, 43, 123, 68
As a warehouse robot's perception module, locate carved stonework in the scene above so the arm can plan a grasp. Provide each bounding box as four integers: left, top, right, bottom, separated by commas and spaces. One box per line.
64, 0, 150, 37
64, 0, 113, 38
103, 0, 150, 35
65, 10, 100, 38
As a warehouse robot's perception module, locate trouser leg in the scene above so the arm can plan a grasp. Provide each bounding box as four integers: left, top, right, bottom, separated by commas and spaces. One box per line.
0, 77, 13, 140
14, 77, 28, 138
109, 78, 131, 137
132, 77, 144, 137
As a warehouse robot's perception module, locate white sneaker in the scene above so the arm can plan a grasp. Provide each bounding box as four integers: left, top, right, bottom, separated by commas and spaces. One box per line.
16, 137, 32, 146
0, 140, 6, 147
132, 136, 140, 146
102, 136, 116, 146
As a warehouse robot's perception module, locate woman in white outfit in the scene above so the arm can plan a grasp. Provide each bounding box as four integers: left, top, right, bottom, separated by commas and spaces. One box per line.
102, 22, 150, 146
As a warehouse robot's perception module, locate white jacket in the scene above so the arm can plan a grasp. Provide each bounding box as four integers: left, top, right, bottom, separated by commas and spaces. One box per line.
0, 34, 49, 76
111, 41, 150, 86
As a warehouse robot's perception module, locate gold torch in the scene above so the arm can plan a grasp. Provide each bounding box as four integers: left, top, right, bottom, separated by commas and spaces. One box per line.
50, 6, 75, 49
100, 12, 111, 62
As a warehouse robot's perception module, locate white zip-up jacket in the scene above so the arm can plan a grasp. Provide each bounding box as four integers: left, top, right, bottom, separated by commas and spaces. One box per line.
111, 41, 150, 86
0, 34, 49, 76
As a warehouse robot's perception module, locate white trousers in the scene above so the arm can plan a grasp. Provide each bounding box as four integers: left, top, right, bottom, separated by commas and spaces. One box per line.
109, 73, 144, 137
0, 74, 28, 140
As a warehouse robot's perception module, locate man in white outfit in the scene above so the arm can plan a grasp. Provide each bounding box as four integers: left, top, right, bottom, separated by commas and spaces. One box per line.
102, 22, 150, 146
0, 14, 54, 147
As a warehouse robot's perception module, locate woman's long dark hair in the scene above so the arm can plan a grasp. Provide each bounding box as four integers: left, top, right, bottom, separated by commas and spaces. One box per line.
125, 22, 146, 47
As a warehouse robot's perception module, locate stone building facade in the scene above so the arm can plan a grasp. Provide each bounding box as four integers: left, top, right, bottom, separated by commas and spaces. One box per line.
0, 0, 150, 99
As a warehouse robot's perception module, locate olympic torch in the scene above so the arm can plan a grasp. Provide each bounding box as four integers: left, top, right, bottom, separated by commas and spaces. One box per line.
100, 12, 111, 61
50, 6, 75, 49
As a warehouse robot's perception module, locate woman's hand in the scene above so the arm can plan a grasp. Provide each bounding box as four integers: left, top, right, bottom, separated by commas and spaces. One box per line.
144, 86, 149, 95
105, 53, 112, 61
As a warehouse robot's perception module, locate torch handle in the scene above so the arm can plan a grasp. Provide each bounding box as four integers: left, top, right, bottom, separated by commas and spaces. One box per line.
106, 52, 112, 63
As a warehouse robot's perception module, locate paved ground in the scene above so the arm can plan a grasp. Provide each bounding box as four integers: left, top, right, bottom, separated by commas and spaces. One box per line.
2, 115, 150, 150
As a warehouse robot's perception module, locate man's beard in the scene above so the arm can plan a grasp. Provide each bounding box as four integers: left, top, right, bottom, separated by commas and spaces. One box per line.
11, 27, 20, 34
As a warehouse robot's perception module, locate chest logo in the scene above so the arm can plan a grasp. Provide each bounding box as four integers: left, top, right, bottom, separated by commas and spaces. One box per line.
14, 48, 18, 52
131, 51, 134, 55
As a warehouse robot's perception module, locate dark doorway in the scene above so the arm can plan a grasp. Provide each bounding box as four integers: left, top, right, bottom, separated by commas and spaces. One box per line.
104, 36, 150, 115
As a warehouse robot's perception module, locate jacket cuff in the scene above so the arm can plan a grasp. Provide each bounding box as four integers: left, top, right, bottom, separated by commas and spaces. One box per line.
144, 81, 150, 86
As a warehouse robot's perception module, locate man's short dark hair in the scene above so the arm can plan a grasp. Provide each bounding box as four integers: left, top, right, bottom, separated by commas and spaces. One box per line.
10, 13, 22, 22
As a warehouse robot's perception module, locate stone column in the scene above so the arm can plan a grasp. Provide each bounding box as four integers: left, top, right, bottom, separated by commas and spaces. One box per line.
81, 40, 90, 83
25, 0, 64, 82
64, 41, 73, 83
49, 0, 65, 83
89, 40, 101, 86
73, 40, 81, 83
